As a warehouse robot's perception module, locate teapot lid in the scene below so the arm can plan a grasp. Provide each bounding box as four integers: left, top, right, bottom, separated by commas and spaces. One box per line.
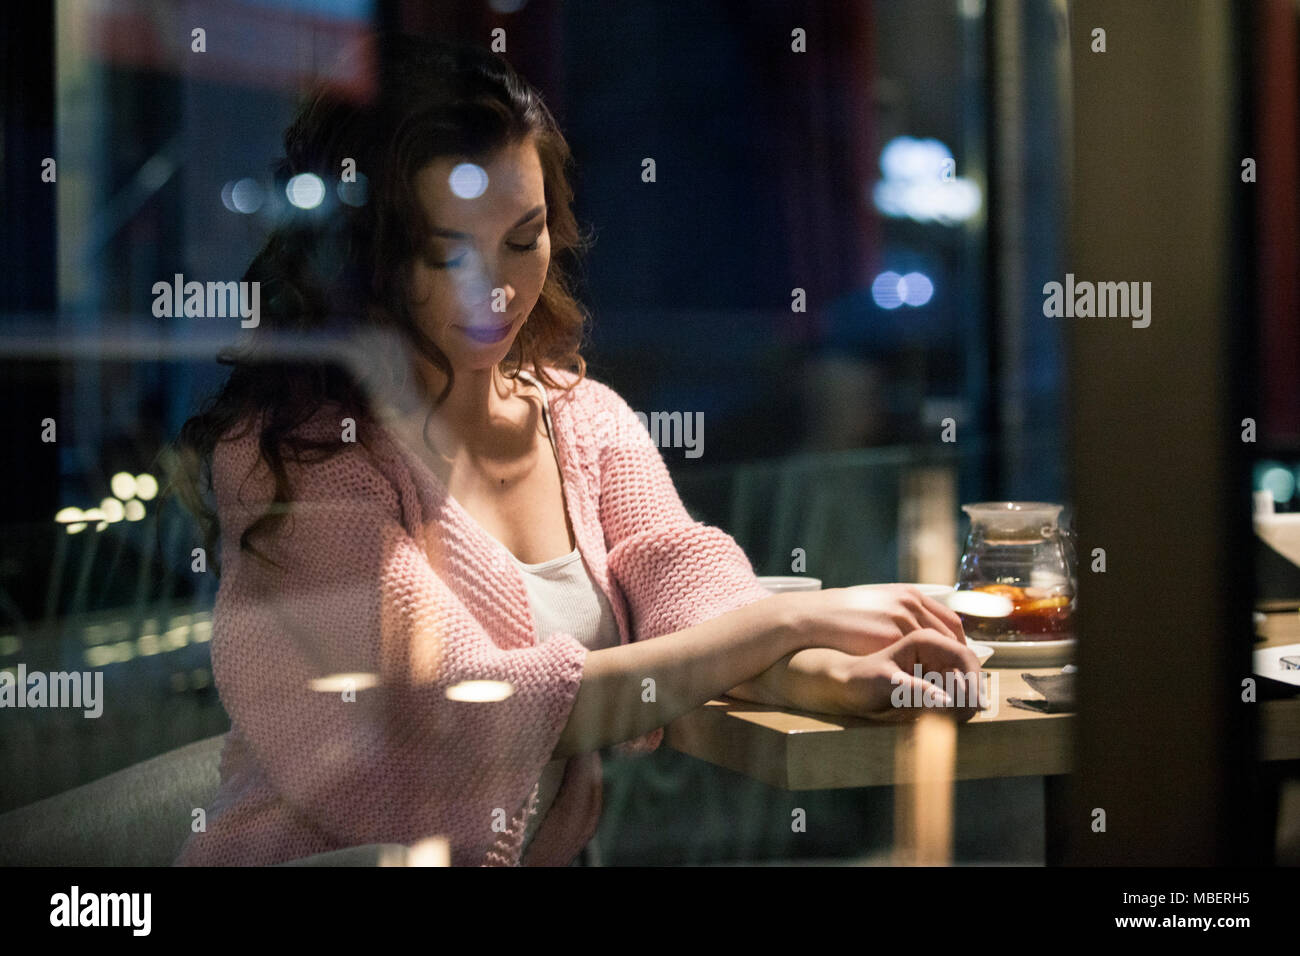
961, 501, 1064, 534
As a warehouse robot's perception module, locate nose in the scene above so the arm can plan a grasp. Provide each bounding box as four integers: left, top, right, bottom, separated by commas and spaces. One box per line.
451, 252, 516, 317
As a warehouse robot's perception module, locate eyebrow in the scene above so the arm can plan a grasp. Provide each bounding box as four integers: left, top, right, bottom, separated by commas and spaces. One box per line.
429, 204, 546, 240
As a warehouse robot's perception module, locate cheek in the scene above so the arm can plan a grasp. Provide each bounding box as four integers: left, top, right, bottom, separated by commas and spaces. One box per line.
407, 265, 463, 326
521, 257, 549, 297
406, 263, 434, 308
516, 243, 551, 299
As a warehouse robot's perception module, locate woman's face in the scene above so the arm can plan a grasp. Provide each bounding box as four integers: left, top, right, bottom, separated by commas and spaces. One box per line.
406, 137, 551, 374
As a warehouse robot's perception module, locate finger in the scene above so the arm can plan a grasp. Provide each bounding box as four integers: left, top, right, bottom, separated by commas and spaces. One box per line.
889, 588, 955, 642
899, 628, 982, 675
889, 671, 954, 713
912, 599, 964, 644
923, 628, 983, 676
909, 667, 980, 720
898, 630, 983, 709
894, 587, 965, 645
902, 671, 979, 721
920, 593, 966, 640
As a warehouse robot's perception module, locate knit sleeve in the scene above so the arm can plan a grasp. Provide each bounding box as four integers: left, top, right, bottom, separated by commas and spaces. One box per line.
587, 380, 775, 753
207, 431, 586, 865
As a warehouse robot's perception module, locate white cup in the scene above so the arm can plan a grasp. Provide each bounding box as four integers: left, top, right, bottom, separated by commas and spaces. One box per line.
757, 576, 823, 593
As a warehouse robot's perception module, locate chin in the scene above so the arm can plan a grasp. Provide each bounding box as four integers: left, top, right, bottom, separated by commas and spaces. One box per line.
455, 337, 519, 371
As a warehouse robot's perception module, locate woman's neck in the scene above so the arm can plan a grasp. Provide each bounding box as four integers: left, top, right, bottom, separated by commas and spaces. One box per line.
414, 362, 534, 459
427, 365, 515, 423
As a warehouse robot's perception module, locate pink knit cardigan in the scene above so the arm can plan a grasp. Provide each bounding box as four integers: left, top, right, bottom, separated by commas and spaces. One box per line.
172, 368, 773, 867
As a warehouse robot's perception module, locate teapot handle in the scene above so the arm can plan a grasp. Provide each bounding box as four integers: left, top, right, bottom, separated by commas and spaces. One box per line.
1059, 518, 1080, 589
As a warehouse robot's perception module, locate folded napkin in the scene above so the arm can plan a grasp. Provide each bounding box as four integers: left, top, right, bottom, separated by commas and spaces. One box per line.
1008, 670, 1075, 713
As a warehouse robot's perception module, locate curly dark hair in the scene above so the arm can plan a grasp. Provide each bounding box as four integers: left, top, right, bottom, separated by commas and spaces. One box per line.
163, 34, 593, 574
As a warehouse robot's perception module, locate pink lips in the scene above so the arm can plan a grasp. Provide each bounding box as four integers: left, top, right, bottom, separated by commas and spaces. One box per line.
456, 323, 512, 344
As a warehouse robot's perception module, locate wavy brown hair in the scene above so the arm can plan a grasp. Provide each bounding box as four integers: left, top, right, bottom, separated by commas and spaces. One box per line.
165, 34, 592, 574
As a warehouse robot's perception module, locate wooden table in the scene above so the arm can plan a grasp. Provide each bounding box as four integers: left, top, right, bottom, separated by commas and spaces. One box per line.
665, 654, 1075, 791
664, 611, 1300, 860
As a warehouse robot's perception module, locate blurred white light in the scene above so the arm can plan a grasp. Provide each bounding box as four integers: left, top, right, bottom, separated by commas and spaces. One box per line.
66, 522, 87, 535
110, 472, 137, 500
309, 673, 380, 693
445, 679, 514, 702
231, 177, 264, 214
55, 507, 83, 524
394, 836, 452, 867
1261, 466, 1296, 504
872, 136, 982, 224
85, 646, 114, 666
286, 173, 326, 209
99, 498, 125, 523
899, 272, 935, 306
946, 590, 1014, 618
873, 178, 982, 225
135, 473, 159, 501
220, 181, 237, 213
880, 136, 953, 182
124, 500, 146, 521
871, 271, 904, 309
337, 173, 369, 207
449, 163, 488, 199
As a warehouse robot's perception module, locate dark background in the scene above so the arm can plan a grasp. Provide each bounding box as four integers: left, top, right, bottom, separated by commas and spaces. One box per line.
1, 0, 1294, 865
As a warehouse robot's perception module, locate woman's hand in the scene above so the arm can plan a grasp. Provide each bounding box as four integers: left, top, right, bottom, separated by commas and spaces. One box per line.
777, 584, 967, 658
829, 629, 985, 721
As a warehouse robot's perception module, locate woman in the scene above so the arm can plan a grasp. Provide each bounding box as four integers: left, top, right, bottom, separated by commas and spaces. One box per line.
168, 35, 981, 867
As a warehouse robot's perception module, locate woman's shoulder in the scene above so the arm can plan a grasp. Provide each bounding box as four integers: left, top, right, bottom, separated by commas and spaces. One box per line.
535, 368, 650, 463
210, 402, 403, 510
537, 366, 635, 425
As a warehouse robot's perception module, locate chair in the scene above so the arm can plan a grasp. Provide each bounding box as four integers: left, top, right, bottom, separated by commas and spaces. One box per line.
0, 734, 406, 866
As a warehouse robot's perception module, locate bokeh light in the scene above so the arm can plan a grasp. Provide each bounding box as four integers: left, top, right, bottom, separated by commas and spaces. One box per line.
449, 163, 489, 199
899, 271, 935, 306
872, 271, 904, 309
230, 177, 263, 214
286, 173, 326, 209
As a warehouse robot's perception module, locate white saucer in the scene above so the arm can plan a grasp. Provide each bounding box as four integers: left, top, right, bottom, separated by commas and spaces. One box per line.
971, 637, 1076, 668
967, 641, 995, 665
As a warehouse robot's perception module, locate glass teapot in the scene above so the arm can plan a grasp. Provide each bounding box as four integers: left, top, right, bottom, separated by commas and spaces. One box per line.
954, 501, 1077, 643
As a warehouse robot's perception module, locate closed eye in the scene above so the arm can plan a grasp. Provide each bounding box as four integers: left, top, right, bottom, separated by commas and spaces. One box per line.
426, 235, 542, 268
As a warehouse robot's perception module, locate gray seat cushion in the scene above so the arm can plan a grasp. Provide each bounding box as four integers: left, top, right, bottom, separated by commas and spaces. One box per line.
0, 734, 225, 867
0, 734, 405, 866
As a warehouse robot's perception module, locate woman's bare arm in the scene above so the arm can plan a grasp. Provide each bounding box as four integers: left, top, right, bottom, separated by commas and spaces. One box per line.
550, 594, 803, 759
724, 647, 848, 714
551, 584, 970, 759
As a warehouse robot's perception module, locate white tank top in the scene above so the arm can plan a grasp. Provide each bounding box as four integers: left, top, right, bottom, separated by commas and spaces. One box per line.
513, 370, 621, 857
